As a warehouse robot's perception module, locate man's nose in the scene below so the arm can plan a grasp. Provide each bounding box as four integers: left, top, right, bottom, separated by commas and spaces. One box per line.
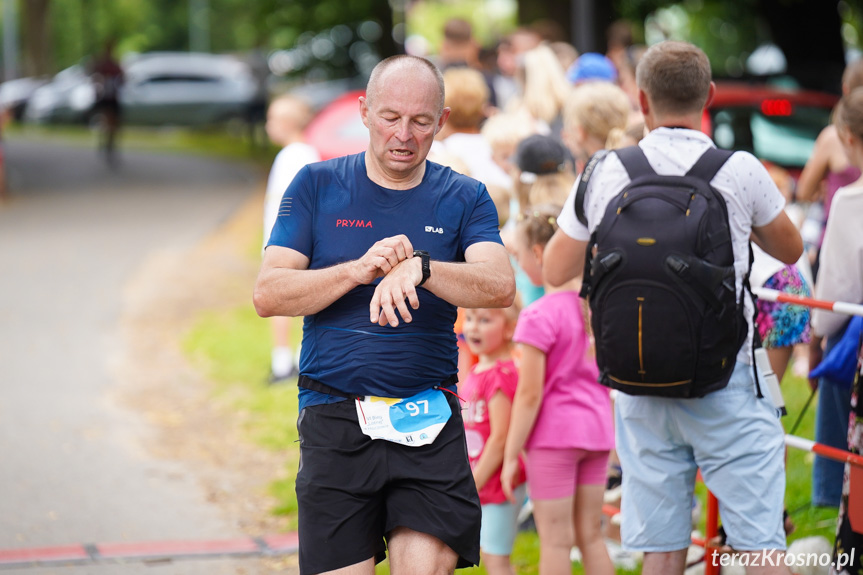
394, 119, 412, 142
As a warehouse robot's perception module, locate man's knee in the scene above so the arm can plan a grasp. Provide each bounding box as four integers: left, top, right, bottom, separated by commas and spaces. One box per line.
388, 527, 458, 575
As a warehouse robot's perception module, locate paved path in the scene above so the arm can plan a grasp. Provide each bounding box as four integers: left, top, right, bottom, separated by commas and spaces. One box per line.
0, 138, 281, 574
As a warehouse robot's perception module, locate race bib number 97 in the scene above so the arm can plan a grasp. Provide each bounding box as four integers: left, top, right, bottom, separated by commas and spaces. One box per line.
355, 388, 451, 446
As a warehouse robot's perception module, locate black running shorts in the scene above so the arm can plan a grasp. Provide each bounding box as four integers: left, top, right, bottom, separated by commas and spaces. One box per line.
295, 392, 481, 574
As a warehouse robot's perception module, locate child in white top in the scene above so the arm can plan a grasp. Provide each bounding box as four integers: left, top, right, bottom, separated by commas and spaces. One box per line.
262, 94, 320, 383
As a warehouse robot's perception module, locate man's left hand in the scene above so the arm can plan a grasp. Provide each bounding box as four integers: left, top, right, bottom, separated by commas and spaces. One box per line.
369, 255, 423, 327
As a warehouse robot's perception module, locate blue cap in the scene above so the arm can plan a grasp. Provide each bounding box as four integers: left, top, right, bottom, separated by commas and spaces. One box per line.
566, 52, 618, 84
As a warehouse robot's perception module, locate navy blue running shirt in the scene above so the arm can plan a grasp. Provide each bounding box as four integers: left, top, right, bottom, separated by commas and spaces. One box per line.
267, 153, 503, 409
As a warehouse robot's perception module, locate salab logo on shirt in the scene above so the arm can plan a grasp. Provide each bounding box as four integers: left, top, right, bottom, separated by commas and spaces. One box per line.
425, 226, 443, 234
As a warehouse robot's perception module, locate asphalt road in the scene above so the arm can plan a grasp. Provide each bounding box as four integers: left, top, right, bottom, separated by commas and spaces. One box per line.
0, 137, 277, 574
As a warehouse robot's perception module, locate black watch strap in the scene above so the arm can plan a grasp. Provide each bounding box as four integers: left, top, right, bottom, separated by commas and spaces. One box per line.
413, 250, 430, 287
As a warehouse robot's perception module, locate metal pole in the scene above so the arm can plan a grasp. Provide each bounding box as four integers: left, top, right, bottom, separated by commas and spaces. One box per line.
571, 0, 596, 55
704, 491, 720, 575
2, 0, 18, 81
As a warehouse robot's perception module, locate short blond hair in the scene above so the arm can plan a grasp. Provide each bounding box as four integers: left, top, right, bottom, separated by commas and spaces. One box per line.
443, 67, 489, 129
564, 81, 631, 144
527, 172, 576, 206
481, 112, 534, 152
268, 94, 315, 130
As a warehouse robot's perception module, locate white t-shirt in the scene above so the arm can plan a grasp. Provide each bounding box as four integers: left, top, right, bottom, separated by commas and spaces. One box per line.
263, 142, 320, 251
440, 132, 512, 190
557, 128, 786, 364
812, 184, 863, 339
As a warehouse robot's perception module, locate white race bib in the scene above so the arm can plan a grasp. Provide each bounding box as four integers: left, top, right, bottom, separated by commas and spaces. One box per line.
355, 388, 451, 447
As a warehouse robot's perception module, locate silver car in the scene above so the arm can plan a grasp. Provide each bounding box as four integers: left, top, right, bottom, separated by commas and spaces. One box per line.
120, 52, 260, 126
24, 52, 260, 127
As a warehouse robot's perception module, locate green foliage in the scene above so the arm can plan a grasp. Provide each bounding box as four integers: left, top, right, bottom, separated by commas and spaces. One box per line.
615, 0, 765, 76
183, 304, 304, 531
406, 0, 517, 53
19, 0, 393, 73
782, 374, 840, 542
7, 122, 277, 165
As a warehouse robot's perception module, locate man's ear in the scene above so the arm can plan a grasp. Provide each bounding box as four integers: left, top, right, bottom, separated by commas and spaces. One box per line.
705, 81, 716, 110
359, 96, 370, 128
436, 107, 451, 134
638, 89, 649, 117
532, 243, 544, 263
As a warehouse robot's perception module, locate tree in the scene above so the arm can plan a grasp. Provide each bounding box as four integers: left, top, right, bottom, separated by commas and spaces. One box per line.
21, 0, 51, 76
517, 0, 850, 93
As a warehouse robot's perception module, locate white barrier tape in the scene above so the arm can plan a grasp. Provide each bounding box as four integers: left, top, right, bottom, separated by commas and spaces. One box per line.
785, 434, 815, 452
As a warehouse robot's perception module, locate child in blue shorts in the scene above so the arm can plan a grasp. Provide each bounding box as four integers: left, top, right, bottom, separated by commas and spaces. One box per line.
461, 301, 527, 575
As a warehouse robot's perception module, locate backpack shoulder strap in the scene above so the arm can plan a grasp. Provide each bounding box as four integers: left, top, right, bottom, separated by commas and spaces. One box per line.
686, 147, 734, 182
574, 149, 608, 226
613, 145, 655, 180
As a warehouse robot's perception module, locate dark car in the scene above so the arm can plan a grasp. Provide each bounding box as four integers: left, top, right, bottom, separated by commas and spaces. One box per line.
703, 80, 839, 178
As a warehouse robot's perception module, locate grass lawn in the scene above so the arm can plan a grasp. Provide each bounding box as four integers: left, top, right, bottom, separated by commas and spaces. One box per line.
6, 121, 277, 165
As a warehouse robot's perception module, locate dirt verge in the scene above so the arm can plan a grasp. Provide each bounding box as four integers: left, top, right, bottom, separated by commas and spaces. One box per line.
112, 191, 297, 573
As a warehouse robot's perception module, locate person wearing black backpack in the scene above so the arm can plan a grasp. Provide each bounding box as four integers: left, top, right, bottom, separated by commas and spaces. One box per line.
544, 41, 803, 575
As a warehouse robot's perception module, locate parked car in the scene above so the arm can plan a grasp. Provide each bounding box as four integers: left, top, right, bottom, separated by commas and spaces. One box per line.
24, 65, 95, 124
703, 80, 839, 179
119, 52, 259, 127
24, 52, 260, 128
0, 76, 49, 121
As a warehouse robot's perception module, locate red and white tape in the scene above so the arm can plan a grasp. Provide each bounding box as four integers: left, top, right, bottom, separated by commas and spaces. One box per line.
752, 287, 863, 317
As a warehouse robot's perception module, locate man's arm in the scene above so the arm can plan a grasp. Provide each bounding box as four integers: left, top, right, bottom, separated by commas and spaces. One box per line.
751, 211, 803, 265
369, 241, 515, 327
542, 228, 587, 287
253, 235, 413, 318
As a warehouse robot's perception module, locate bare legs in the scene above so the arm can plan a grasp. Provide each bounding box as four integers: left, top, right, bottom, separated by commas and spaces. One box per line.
532, 484, 613, 575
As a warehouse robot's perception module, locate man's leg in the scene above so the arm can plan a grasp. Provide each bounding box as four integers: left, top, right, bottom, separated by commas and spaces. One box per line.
388, 527, 458, 575
641, 549, 687, 575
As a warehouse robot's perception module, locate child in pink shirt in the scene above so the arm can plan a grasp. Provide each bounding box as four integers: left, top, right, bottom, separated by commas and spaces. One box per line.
461, 301, 526, 575
501, 205, 614, 575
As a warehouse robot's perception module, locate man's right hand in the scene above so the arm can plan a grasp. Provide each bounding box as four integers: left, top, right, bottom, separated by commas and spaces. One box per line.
350, 235, 414, 285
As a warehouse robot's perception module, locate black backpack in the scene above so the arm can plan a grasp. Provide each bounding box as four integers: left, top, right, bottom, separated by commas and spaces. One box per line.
576, 146, 748, 398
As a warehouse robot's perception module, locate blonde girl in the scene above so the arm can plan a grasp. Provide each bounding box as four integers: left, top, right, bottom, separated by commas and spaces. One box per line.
501, 205, 614, 575
562, 81, 631, 169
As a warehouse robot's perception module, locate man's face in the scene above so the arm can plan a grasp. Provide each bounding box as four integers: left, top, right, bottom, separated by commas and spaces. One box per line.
360, 68, 449, 187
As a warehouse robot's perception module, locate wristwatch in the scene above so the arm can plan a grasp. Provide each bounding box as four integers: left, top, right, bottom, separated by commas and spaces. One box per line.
413, 250, 430, 287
